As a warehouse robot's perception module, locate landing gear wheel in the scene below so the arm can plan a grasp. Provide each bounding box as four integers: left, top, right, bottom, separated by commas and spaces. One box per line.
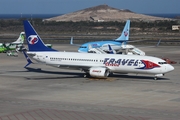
84, 73, 90, 78
154, 77, 157, 80
109, 72, 113, 77
84, 74, 87, 78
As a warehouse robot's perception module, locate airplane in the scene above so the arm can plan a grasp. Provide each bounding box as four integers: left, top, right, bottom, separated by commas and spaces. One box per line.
23, 20, 174, 80
70, 20, 130, 53
0, 32, 25, 53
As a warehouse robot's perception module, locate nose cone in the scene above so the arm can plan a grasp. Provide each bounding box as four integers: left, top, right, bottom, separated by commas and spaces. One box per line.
78, 48, 88, 53
167, 64, 174, 72
78, 49, 82, 52
78, 49, 84, 53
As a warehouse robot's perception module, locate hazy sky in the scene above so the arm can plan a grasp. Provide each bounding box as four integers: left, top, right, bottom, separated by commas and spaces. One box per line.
0, 0, 179, 14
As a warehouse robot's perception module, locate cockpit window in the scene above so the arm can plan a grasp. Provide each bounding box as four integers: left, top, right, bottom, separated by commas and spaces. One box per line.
80, 46, 87, 48
158, 62, 167, 64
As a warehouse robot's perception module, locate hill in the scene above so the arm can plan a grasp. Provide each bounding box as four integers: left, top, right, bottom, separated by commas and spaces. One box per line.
44, 5, 171, 22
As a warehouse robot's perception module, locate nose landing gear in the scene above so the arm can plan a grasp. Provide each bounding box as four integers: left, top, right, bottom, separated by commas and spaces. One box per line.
154, 74, 164, 80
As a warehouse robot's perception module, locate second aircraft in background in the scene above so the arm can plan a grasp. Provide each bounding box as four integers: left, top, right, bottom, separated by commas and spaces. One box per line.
0, 32, 25, 53
71, 20, 130, 53
71, 20, 145, 56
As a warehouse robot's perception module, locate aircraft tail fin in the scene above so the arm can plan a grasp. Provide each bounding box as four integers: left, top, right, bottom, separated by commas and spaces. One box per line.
23, 20, 57, 52
115, 20, 130, 41
22, 50, 33, 68
108, 44, 116, 54
12, 32, 25, 44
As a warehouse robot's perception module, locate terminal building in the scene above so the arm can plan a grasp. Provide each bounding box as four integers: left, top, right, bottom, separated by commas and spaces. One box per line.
172, 25, 180, 30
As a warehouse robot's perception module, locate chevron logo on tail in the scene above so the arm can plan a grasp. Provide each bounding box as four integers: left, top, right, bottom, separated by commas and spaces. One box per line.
28, 35, 38, 45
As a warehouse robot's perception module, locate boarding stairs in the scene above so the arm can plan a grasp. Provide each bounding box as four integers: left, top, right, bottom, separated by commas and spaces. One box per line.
117, 44, 145, 56
88, 48, 107, 54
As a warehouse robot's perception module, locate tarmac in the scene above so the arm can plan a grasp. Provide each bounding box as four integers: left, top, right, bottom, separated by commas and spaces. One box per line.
0, 44, 180, 120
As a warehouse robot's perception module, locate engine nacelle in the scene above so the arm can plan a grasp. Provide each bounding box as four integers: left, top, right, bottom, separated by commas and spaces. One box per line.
89, 67, 110, 78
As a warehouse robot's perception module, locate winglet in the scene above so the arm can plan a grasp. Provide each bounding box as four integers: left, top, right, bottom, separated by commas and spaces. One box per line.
70, 37, 81, 46
22, 50, 33, 68
156, 39, 161, 47
70, 37, 74, 45
121, 42, 126, 47
108, 44, 116, 54
115, 20, 130, 41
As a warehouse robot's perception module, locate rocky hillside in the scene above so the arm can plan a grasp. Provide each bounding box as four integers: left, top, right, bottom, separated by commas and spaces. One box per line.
45, 5, 171, 22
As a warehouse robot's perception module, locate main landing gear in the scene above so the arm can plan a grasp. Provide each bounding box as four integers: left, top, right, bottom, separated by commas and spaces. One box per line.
154, 77, 157, 80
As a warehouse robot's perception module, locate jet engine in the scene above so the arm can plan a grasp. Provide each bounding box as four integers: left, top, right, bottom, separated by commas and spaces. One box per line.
89, 67, 110, 78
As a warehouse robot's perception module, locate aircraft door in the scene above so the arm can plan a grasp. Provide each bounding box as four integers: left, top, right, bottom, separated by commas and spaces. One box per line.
43, 55, 46, 62
43, 54, 48, 63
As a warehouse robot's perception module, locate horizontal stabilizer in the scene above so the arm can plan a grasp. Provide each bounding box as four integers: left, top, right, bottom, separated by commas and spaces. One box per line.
22, 50, 33, 68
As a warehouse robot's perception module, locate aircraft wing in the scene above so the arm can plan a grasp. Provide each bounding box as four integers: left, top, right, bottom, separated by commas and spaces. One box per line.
137, 39, 161, 48
128, 39, 161, 47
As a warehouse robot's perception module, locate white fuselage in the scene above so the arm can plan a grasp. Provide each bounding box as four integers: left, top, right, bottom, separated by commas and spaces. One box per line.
28, 51, 174, 75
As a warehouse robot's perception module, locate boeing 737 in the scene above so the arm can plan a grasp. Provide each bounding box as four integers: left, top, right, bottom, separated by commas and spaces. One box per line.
71, 20, 130, 53
0, 32, 25, 53
23, 20, 174, 80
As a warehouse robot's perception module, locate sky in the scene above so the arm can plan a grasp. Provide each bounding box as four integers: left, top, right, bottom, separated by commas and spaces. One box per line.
0, 0, 179, 14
